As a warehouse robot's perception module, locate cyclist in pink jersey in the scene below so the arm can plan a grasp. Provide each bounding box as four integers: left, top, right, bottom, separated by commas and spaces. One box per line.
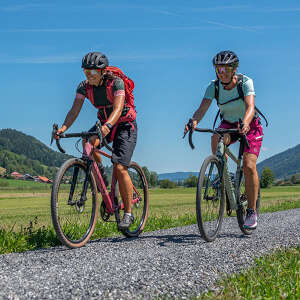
55, 52, 137, 229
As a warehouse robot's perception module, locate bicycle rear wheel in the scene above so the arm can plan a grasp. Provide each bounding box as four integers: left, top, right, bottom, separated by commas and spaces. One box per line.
119, 161, 149, 238
236, 174, 261, 235
196, 155, 225, 242
51, 158, 98, 248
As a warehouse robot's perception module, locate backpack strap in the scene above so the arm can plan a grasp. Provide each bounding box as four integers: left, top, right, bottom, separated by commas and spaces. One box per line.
236, 74, 244, 99
214, 79, 219, 104
255, 107, 269, 127
213, 110, 220, 130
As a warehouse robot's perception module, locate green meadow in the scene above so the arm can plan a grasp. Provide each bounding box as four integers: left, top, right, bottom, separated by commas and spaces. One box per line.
0, 177, 300, 255
1, 178, 300, 230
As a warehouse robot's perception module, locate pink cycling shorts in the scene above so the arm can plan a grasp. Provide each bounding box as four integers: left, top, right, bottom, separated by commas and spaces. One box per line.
218, 118, 264, 157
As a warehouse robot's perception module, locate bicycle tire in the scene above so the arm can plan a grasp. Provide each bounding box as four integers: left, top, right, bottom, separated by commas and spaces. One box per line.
236, 174, 261, 235
119, 161, 149, 238
51, 158, 98, 248
196, 155, 225, 242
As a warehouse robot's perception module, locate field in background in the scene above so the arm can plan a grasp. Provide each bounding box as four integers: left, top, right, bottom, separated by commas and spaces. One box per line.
1, 178, 300, 230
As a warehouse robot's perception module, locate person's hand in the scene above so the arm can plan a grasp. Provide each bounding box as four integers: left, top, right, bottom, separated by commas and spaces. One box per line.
184, 119, 198, 135
238, 121, 250, 135
101, 125, 110, 137
54, 125, 67, 140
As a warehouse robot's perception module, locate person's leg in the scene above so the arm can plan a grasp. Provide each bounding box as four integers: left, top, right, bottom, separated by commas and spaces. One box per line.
111, 122, 137, 229
243, 152, 259, 210
242, 118, 263, 229
114, 163, 133, 213
211, 134, 219, 154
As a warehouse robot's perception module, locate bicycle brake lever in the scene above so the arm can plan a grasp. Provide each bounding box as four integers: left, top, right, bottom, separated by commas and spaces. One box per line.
183, 118, 194, 139
51, 123, 59, 145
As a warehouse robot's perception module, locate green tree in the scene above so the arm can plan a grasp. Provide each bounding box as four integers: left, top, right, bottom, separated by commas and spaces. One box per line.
291, 174, 297, 184
159, 179, 176, 189
149, 171, 158, 187
184, 175, 198, 187
142, 166, 151, 186
260, 167, 275, 188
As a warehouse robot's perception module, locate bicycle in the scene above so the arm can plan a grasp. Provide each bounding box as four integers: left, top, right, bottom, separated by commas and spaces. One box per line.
184, 119, 260, 242
50, 121, 149, 248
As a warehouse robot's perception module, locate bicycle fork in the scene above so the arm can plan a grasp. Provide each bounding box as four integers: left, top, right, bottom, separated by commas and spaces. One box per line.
68, 160, 93, 207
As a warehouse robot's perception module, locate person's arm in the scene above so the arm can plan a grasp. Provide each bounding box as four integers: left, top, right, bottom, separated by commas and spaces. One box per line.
101, 94, 125, 137
192, 98, 212, 123
240, 94, 255, 134
56, 97, 84, 137
184, 98, 212, 134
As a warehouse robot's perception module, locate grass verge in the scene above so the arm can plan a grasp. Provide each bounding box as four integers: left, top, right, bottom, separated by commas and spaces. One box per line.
199, 246, 300, 299
0, 214, 197, 254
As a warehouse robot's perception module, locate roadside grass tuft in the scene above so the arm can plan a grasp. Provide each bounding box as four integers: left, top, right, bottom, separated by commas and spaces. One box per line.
199, 246, 300, 300
0, 217, 59, 254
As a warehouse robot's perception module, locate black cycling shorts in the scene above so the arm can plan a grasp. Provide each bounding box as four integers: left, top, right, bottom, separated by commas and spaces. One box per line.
88, 120, 137, 167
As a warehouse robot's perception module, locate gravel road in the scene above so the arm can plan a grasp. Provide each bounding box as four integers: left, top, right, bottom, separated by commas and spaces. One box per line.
0, 208, 299, 300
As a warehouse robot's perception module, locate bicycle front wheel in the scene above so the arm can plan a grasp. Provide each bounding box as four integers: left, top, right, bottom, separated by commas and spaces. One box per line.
196, 155, 225, 242
120, 161, 149, 238
51, 158, 98, 248
236, 175, 261, 235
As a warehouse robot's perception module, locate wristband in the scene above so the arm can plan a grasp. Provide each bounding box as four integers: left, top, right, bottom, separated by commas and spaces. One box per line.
105, 123, 113, 130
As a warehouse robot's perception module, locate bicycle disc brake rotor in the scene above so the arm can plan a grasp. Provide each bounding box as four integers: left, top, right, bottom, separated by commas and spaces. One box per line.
74, 194, 85, 213
133, 193, 141, 208
100, 200, 110, 221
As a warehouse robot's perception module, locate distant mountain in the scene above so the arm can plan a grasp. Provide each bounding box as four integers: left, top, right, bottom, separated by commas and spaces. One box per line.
159, 143, 300, 182
257, 143, 300, 179
158, 172, 198, 182
0, 128, 72, 177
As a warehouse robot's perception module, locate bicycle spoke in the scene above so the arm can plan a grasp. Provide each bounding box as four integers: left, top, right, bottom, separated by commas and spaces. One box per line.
196, 155, 224, 242
51, 159, 98, 247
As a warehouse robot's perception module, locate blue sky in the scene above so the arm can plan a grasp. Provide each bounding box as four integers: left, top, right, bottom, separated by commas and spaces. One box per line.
0, 0, 299, 173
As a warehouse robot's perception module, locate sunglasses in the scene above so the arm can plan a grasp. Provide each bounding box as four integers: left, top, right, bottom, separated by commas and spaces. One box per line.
83, 69, 101, 76
215, 66, 233, 75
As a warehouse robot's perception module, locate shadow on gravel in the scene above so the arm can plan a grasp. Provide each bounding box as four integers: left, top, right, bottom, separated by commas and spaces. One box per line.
218, 232, 253, 240
142, 233, 200, 247
92, 233, 200, 247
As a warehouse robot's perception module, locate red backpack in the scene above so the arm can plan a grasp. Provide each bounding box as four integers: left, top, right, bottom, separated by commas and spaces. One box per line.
86, 66, 136, 124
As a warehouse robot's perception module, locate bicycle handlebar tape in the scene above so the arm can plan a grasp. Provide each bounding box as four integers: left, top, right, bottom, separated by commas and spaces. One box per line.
56, 138, 66, 153
189, 130, 195, 150
51, 123, 59, 145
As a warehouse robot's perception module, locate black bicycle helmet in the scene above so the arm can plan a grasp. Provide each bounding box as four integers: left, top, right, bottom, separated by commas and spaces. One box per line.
81, 52, 109, 69
212, 50, 239, 68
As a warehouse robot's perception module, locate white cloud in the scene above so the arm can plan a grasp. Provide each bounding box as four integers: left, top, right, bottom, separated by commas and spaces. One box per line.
206, 21, 257, 32
261, 147, 269, 152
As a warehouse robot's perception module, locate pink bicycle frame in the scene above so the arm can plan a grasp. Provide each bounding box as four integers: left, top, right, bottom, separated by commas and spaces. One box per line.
83, 142, 141, 215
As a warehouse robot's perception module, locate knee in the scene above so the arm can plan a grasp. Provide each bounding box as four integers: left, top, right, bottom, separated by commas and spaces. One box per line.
243, 162, 257, 176
211, 134, 219, 154
86, 136, 100, 149
114, 163, 127, 175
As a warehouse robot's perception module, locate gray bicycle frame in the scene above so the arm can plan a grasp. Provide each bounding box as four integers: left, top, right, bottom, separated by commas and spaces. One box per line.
215, 137, 245, 210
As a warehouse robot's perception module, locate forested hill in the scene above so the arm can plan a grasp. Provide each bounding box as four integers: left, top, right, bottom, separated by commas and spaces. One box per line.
257, 143, 300, 179
0, 128, 72, 177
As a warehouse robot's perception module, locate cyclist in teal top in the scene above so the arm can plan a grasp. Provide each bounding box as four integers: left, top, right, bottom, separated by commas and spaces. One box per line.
184, 50, 263, 230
